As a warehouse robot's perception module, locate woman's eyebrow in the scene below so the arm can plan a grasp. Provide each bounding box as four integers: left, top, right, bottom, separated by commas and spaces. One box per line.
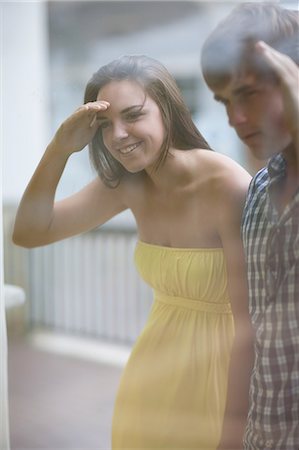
97, 104, 145, 120
121, 104, 144, 114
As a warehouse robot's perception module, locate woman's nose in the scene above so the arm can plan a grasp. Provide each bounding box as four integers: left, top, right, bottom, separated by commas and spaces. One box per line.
112, 122, 129, 142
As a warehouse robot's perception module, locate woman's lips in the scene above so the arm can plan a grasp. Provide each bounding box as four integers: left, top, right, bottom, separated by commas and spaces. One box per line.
118, 141, 142, 155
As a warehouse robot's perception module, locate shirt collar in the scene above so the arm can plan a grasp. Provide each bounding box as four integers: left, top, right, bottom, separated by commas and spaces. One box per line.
267, 153, 286, 181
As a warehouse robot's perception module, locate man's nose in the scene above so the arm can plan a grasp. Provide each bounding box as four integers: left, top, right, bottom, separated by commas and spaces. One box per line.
227, 103, 247, 128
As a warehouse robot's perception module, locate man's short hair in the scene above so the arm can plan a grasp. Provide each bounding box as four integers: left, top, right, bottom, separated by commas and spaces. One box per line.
201, 2, 299, 89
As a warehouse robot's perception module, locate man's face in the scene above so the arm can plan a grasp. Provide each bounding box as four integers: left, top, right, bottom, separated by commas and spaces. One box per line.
212, 71, 292, 160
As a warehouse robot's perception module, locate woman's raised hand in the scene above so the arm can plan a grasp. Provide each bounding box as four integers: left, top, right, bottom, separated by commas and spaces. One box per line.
52, 100, 110, 156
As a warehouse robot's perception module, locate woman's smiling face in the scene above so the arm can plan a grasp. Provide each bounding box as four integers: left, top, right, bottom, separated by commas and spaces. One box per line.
96, 79, 166, 173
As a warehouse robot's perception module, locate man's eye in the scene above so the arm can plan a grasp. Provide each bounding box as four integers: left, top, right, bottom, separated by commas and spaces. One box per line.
243, 90, 258, 98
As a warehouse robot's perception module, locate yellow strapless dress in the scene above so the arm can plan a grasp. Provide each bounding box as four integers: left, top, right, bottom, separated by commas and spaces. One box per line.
112, 241, 235, 450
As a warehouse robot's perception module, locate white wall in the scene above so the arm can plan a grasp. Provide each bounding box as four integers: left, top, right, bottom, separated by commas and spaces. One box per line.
2, 2, 50, 205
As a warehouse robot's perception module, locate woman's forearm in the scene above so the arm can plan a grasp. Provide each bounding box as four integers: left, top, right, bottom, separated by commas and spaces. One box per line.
12, 141, 70, 247
13, 101, 111, 247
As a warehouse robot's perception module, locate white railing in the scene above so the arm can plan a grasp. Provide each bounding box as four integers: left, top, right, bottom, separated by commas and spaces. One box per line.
4, 206, 153, 345
28, 230, 152, 344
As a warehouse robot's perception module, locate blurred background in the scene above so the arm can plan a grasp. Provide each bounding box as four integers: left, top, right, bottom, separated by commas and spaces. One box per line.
2, 1, 297, 449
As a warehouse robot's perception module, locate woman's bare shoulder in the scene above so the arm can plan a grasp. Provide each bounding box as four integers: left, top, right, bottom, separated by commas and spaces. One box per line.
190, 148, 251, 188
183, 149, 251, 213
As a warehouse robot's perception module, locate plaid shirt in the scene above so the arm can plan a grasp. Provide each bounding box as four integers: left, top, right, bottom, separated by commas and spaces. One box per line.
242, 153, 299, 450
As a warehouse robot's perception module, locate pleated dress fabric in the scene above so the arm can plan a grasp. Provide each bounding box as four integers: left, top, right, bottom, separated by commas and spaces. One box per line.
112, 241, 235, 449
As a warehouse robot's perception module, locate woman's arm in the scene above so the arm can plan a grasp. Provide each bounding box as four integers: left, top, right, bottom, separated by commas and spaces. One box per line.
216, 167, 254, 450
13, 101, 127, 248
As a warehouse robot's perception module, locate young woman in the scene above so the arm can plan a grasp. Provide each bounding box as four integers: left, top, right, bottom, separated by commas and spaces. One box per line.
13, 55, 253, 449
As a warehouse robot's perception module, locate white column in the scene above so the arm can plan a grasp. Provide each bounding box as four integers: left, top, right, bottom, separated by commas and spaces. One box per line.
2, 1, 50, 205
0, 153, 10, 449
1, 2, 50, 448
0, 2, 10, 447
0, 209, 9, 450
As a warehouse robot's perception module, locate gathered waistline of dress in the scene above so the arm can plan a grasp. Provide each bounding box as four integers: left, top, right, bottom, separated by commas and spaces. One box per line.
154, 292, 232, 314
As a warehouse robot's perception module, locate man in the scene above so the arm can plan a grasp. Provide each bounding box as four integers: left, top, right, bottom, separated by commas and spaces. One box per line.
201, 3, 299, 450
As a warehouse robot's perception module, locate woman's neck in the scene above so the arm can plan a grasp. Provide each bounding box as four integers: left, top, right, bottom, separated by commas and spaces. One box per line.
144, 148, 193, 192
